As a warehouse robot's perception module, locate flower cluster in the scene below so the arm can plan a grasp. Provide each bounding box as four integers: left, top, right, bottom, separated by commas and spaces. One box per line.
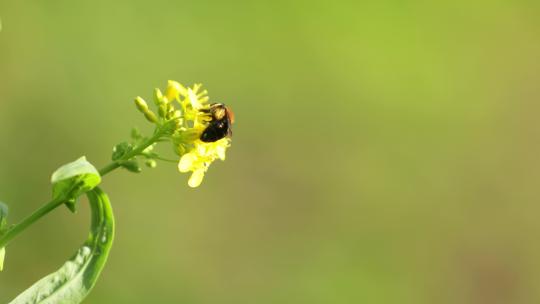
134, 81, 231, 187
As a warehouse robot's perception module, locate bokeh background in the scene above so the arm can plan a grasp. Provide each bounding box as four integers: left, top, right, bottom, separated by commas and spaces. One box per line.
1, 1, 540, 303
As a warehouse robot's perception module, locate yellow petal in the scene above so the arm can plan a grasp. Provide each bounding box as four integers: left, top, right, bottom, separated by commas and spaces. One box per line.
166, 80, 187, 101
178, 153, 196, 172
188, 169, 205, 188
216, 144, 226, 160
188, 89, 202, 109
196, 143, 207, 156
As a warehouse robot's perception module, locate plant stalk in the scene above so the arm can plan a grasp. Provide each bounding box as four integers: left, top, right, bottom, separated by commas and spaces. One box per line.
0, 127, 167, 249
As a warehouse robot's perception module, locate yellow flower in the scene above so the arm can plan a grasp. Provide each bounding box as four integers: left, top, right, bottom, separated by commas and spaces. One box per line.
177, 138, 230, 187
136, 80, 232, 188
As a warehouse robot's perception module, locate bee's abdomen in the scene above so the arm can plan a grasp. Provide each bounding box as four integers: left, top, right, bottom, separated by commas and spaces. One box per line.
200, 120, 229, 142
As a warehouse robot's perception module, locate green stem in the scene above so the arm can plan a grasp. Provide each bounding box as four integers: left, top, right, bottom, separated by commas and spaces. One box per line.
0, 197, 64, 248
98, 128, 165, 176
98, 162, 121, 176
0, 126, 167, 249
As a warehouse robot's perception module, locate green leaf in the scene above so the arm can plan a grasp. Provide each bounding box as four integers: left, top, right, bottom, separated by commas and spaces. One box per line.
51, 157, 101, 212
9, 187, 115, 304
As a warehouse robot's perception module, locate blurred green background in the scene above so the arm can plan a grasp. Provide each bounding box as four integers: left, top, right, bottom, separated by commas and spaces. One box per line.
1, 1, 540, 303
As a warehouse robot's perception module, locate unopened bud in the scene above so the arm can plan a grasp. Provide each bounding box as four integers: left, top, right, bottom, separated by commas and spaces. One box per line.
121, 160, 142, 173
144, 110, 158, 123
154, 88, 165, 105
134, 97, 149, 112
158, 104, 167, 118
145, 159, 157, 168
131, 127, 142, 140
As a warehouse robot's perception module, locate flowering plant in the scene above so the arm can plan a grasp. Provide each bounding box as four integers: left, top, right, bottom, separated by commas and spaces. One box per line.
0, 81, 233, 303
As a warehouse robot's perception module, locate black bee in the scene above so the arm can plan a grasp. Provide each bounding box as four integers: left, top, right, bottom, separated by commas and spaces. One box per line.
200, 103, 234, 142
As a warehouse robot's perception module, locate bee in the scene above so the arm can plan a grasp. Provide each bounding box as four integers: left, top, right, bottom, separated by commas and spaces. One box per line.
200, 103, 234, 142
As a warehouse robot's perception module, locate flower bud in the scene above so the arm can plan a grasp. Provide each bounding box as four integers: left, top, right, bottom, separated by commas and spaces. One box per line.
121, 160, 142, 173
154, 88, 165, 105
131, 127, 142, 140
144, 110, 158, 123
134, 97, 149, 112
145, 159, 157, 168
158, 104, 167, 118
